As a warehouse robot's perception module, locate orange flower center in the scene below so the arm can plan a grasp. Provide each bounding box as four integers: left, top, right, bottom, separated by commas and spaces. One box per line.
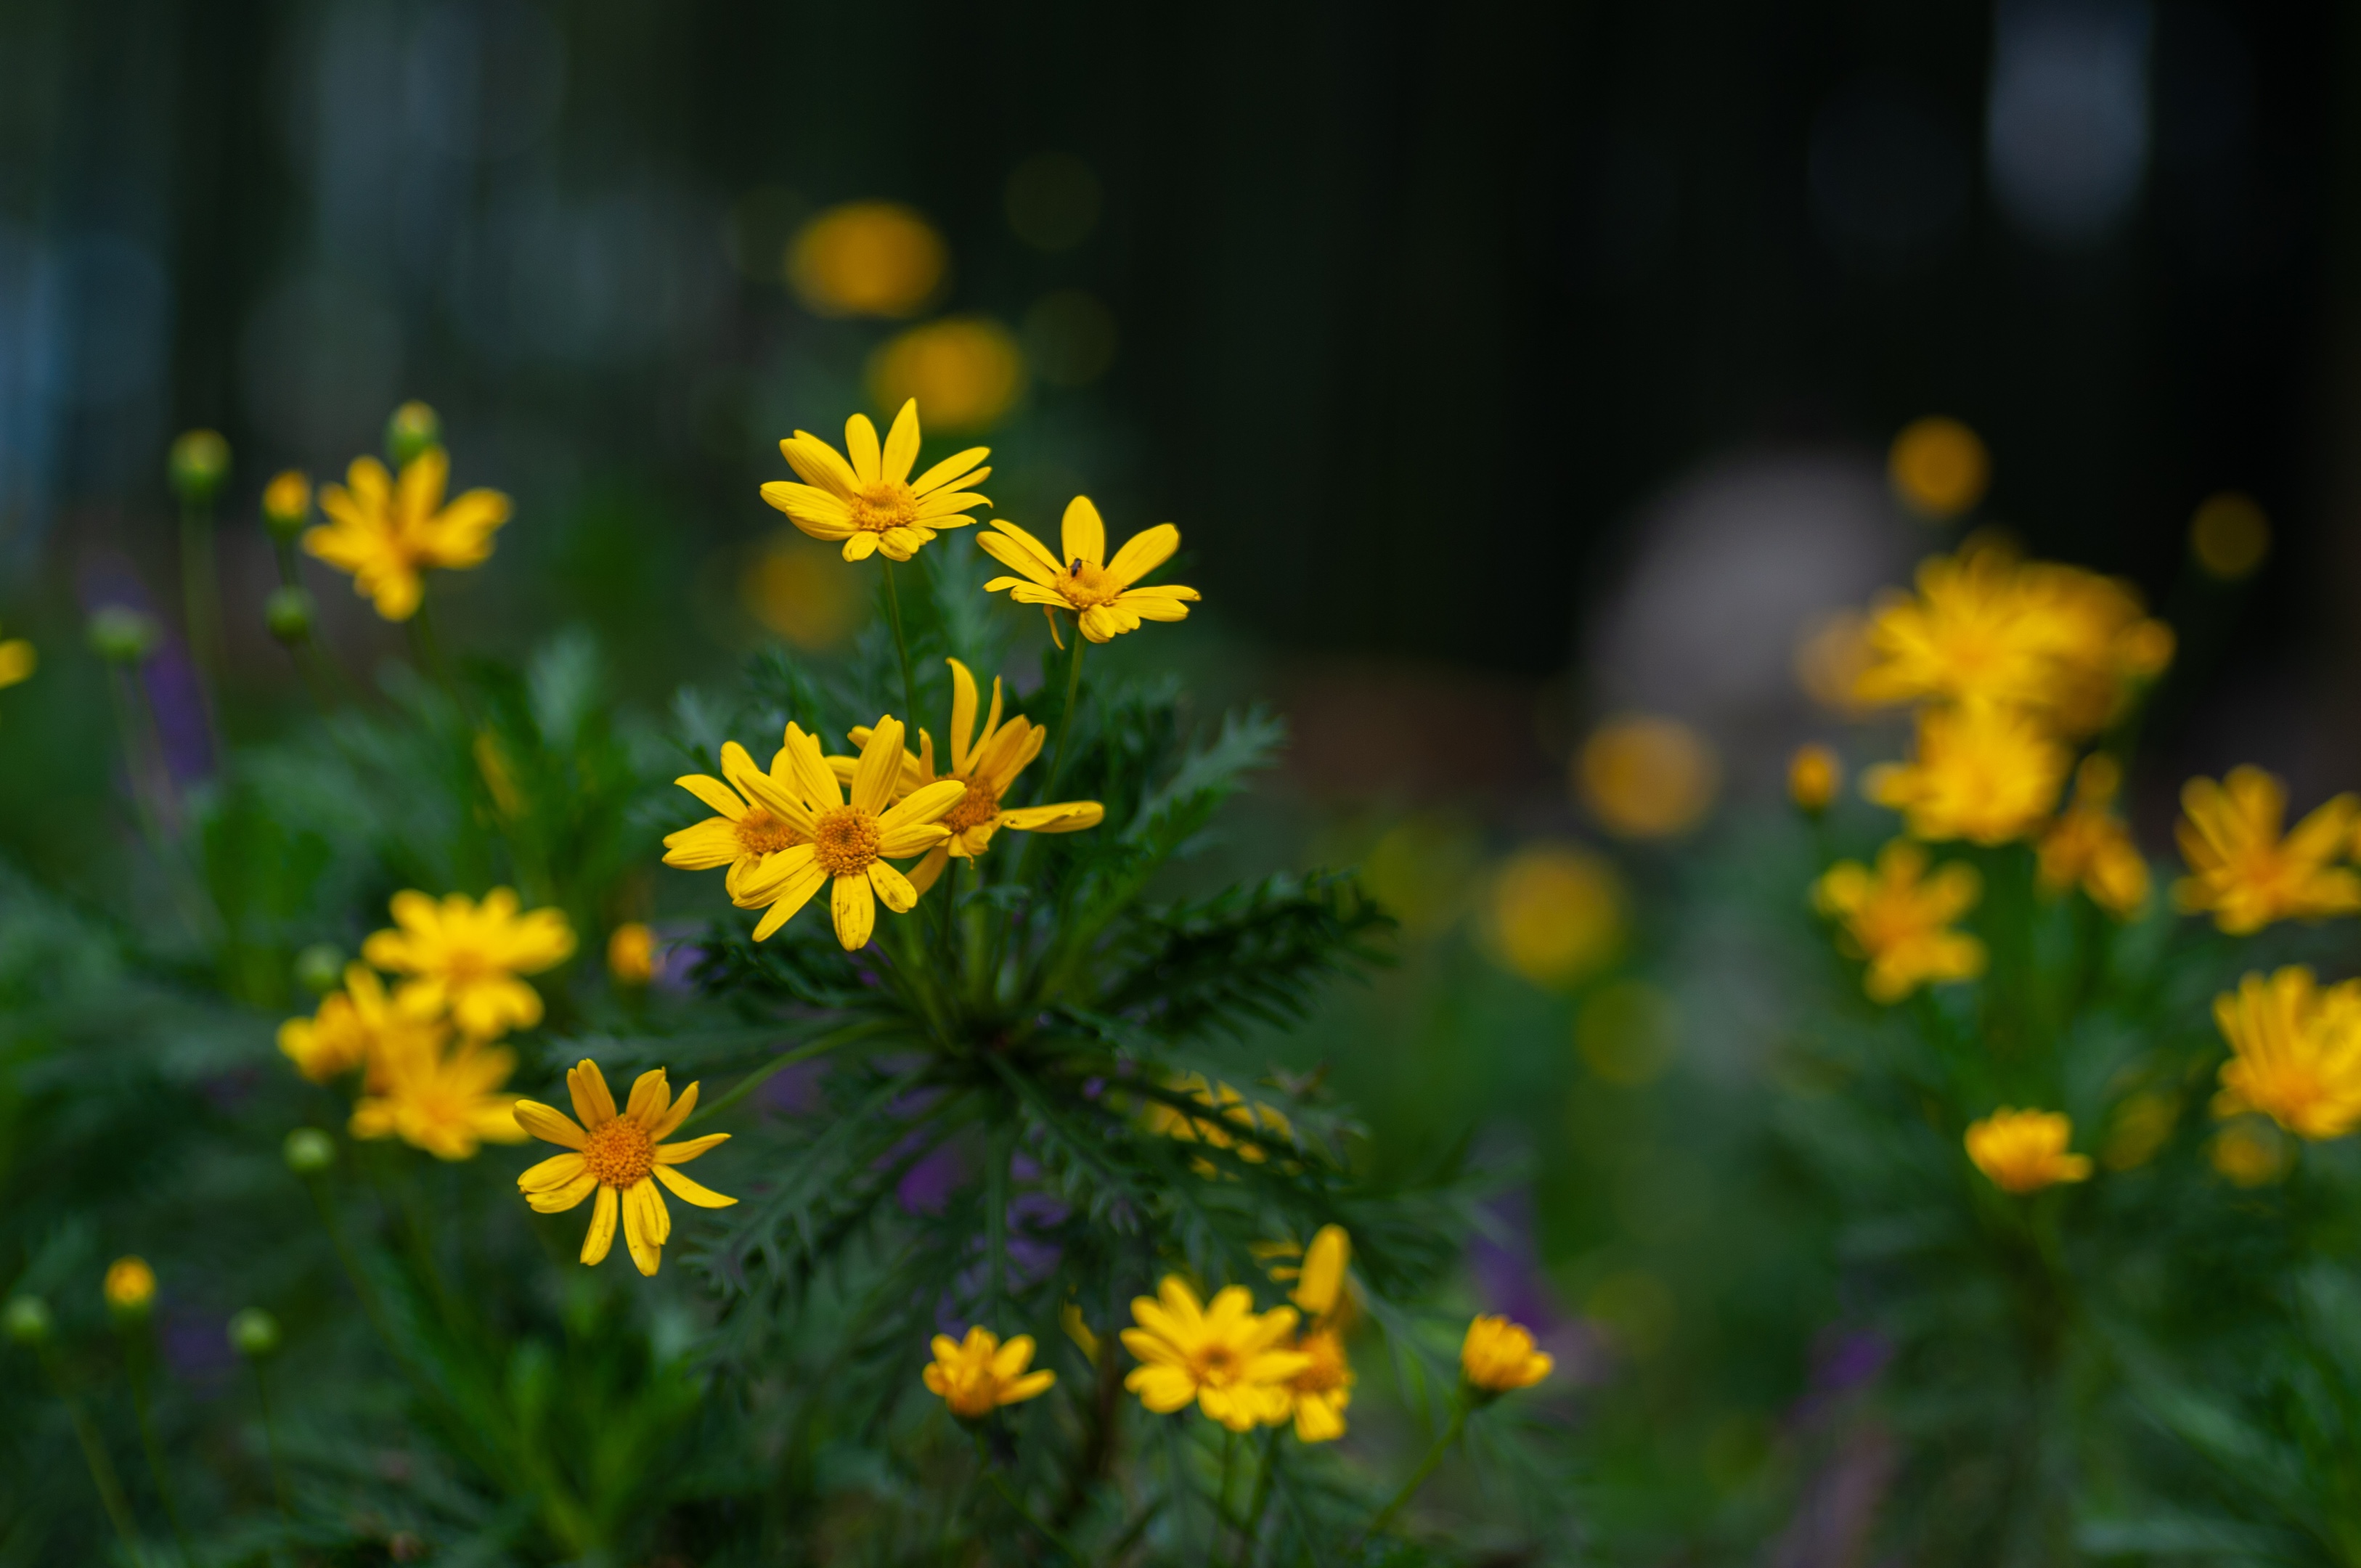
1292, 1334, 1348, 1393
812, 806, 884, 877
849, 481, 919, 535
1188, 1342, 1242, 1387
582, 1116, 654, 1187
735, 807, 802, 857
1061, 558, 1122, 609
941, 777, 1002, 835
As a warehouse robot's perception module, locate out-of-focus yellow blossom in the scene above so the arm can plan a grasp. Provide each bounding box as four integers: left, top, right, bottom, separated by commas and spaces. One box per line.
350, 1035, 529, 1161
1461, 1314, 1553, 1395
2210, 1119, 2293, 1186
727, 718, 966, 950
2016, 561, 2174, 734
980, 496, 1201, 645
1144, 1072, 1293, 1175
607, 923, 656, 986
1813, 840, 1985, 1003
1576, 715, 1718, 838
0, 625, 35, 695
839, 657, 1104, 894
1483, 842, 1625, 988
2036, 754, 2151, 916
1271, 1225, 1357, 1441
1793, 610, 1875, 714
1121, 1276, 1308, 1432
1888, 415, 1989, 519
664, 735, 817, 909
787, 200, 947, 318
513, 1060, 734, 1277
2210, 967, 2361, 1140
1061, 1301, 1102, 1363
763, 399, 992, 564
1865, 703, 2067, 846
1789, 743, 1842, 814
1965, 1108, 2092, 1194
261, 470, 311, 538
868, 317, 1026, 433
2101, 1090, 2177, 1171
364, 889, 576, 1039
306, 449, 511, 622
2172, 768, 2361, 934
2190, 491, 2270, 581
104, 1257, 157, 1315
922, 1326, 1056, 1419
743, 534, 865, 648
277, 963, 445, 1084
1285, 1328, 1354, 1442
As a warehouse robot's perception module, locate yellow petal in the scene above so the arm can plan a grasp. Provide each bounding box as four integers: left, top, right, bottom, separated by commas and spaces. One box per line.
518, 1151, 589, 1192
1061, 495, 1106, 567
624, 1068, 671, 1127
675, 772, 746, 820
844, 412, 882, 485
831, 872, 877, 950
653, 1162, 738, 1208
656, 1131, 729, 1164
621, 1180, 663, 1275
650, 1081, 701, 1140
868, 858, 918, 913
568, 1060, 618, 1129
909, 445, 990, 497
581, 1184, 619, 1265
1104, 523, 1180, 587
881, 399, 921, 485
513, 1099, 587, 1150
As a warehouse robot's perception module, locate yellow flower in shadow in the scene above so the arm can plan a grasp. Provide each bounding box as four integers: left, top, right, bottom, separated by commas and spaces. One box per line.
306, 448, 511, 622
2211, 967, 2361, 1140
362, 889, 576, 1040
2036, 754, 2150, 917
1120, 1275, 1308, 1432
2172, 767, 2361, 934
350, 1034, 529, 1161
762, 399, 991, 563
1812, 840, 1984, 1003
1965, 1108, 2091, 1194
922, 1326, 1056, 1419
979, 496, 1201, 645
1865, 703, 2068, 846
1144, 1071, 1293, 1176
1461, 1314, 1553, 1395
513, 1060, 734, 1277
277, 962, 444, 1084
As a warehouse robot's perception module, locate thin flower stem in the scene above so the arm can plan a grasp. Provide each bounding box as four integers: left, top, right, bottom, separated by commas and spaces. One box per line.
1366, 1400, 1468, 1537
1235, 1427, 1282, 1567
1040, 627, 1088, 805
881, 559, 920, 728
253, 1359, 293, 1519
1213, 1428, 1240, 1566
39, 1349, 141, 1556
123, 1336, 194, 1561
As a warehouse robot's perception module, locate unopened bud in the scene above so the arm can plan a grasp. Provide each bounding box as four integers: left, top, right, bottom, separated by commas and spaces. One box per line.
227, 1307, 282, 1359
168, 429, 232, 505
87, 606, 162, 666
103, 1256, 156, 1318
386, 402, 441, 467
293, 944, 346, 996
265, 586, 315, 646
3, 1295, 52, 1347
261, 470, 312, 540
284, 1127, 335, 1175
1788, 743, 1842, 815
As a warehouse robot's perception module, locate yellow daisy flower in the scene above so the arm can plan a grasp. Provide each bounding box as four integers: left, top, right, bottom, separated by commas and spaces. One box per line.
277, 963, 444, 1084
350, 1034, 530, 1161
921, 1326, 1057, 1419
2036, 755, 2151, 917
305, 448, 512, 622
1144, 1071, 1294, 1175
1461, 1315, 1553, 1395
2211, 967, 2361, 1140
1864, 703, 2068, 846
2172, 767, 2361, 934
1285, 1328, 1354, 1442
1120, 1275, 1308, 1432
362, 889, 576, 1040
760, 399, 990, 563
727, 718, 966, 948
0, 625, 34, 694
979, 496, 1201, 644
662, 735, 821, 905
1812, 840, 1985, 1003
513, 1060, 735, 1277
1965, 1108, 2092, 1194
838, 657, 1104, 893
2016, 562, 2173, 734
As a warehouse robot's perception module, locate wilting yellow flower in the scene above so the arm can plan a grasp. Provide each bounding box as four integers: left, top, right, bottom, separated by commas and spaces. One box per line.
104, 1257, 156, 1314
2036, 754, 2150, 916
727, 718, 966, 949
762, 399, 991, 563
1789, 743, 1842, 814
787, 200, 947, 318
607, 923, 656, 986
841, 657, 1104, 892
364, 890, 576, 1039
979, 496, 1201, 644
2210, 967, 2361, 1140
1121, 1276, 1308, 1432
922, 1326, 1057, 1418
1965, 1108, 2092, 1194
350, 1035, 530, 1161
2211, 1119, 2292, 1186
2172, 768, 2361, 934
1888, 415, 1989, 519
1865, 703, 2068, 846
0, 626, 35, 694
868, 317, 1026, 433
513, 1060, 735, 1277
1145, 1072, 1293, 1175
2190, 492, 2270, 581
306, 449, 512, 622
277, 963, 445, 1084
1813, 840, 1985, 1003
1483, 843, 1625, 987
664, 734, 823, 912
1461, 1315, 1553, 1395
1577, 715, 1718, 838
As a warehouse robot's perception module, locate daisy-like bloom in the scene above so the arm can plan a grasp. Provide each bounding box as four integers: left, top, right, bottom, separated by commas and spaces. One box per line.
305, 447, 512, 622
1121, 1275, 1309, 1432
662, 736, 818, 905
921, 1326, 1057, 1419
1144, 1071, 1294, 1175
1788, 743, 1841, 814
839, 658, 1104, 893
2210, 967, 2361, 1140
2172, 767, 2361, 934
277, 963, 445, 1083
1268, 1225, 1356, 1442
2036, 754, 2151, 918
979, 496, 1201, 645
364, 889, 576, 1039
1864, 703, 2068, 846
1461, 1315, 1553, 1396
513, 1060, 735, 1277
1812, 840, 1986, 1003
1964, 1108, 2092, 1194
0, 624, 33, 695
2016, 562, 2174, 735
1854, 544, 2063, 713
350, 1035, 531, 1161
726, 718, 966, 949
761, 399, 990, 563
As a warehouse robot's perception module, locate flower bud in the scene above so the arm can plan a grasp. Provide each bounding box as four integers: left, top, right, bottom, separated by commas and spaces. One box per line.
1788, 743, 1842, 815
293, 944, 346, 996
261, 470, 311, 541
284, 1127, 336, 1175
168, 429, 232, 505
386, 402, 441, 467
265, 586, 316, 646
227, 1307, 282, 1359
87, 606, 162, 666
3, 1295, 52, 1347
607, 922, 656, 987
103, 1256, 156, 1319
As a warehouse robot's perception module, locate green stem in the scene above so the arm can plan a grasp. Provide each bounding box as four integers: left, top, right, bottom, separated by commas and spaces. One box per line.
1040, 629, 1088, 805
881, 559, 920, 727
124, 1335, 193, 1561
41, 1349, 140, 1557
1235, 1427, 1281, 1567
179, 499, 224, 696
1214, 1428, 1240, 1564
1366, 1400, 1469, 1537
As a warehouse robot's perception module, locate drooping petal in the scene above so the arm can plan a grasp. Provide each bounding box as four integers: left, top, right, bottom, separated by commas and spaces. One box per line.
842, 531, 880, 562
518, 1152, 589, 1192
750, 861, 829, 940
621, 1180, 664, 1275
906, 843, 950, 895
526, 1169, 598, 1213
831, 871, 877, 951
581, 1185, 619, 1265
653, 1162, 738, 1207
868, 858, 919, 913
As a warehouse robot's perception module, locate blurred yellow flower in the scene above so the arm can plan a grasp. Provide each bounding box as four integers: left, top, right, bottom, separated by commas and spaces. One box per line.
607, 923, 656, 986
0, 626, 35, 693
1145, 1071, 1294, 1175
277, 962, 444, 1084
1577, 715, 1718, 838
743, 534, 865, 648
764, 399, 992, 564
787, 200, 947, 318
1121, 1276, 1308, 1432
1865, 703, 2066, 846
1061, 1300, 1103, 1363
1789, 743, 1842, 814
728, 718, 966, 949
1286, 1328, 1354, 1442
1887, 415, 1989, 519
922, 1326, 1056, 1419
1286, 1225, 1351, 1321
2211, 967, 2361, 1140
362, 889, 576, 1040
979, 496, 1201, 644
1965, 1108, 2091, 1194
1272, 1225, 1357, 1440
306, 448, 511, 622
350, 1034, 529, 1161
2172, 768, 2361, 934
2036, 754, 2150, 916
664, 735, 819, 908
1461, 1314, 1553, 1395
1483, 842, 1624, 988
2190, 491, 2270, 581
1813, 840, 1985, 1003
103, 1257, 156, 1314
2210, 1119, 2292, 1186
515, 1060, 733, 1275
868, 317, 1026, 433
2016, 561, 2174, 735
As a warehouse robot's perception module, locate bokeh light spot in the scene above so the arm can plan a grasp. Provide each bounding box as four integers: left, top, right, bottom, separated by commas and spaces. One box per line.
2189, 490, 2269, 581
1023, 290, 1120, 387
1359, 812, 1483, 942
1888, 415, 1989, 519
2209, 1118, 2290, 1187
1586, 1268, 1675, 1359
866, 317, 1026, 433
1576, 980, 1676, 1087
1576, 715, 1718, 838
788, 201, 947, 319
1006, 152, 1102, 252
744, 533, 865, 649
1483, 842, 1625, 988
